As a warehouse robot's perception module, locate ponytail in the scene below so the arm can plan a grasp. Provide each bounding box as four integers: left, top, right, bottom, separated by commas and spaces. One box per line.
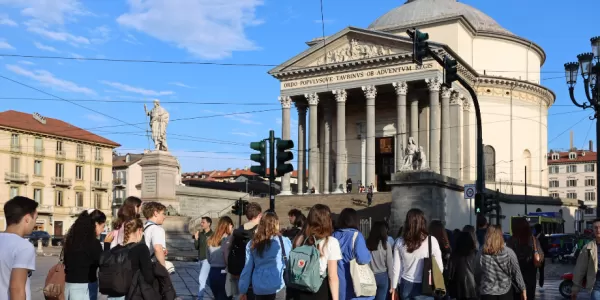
123, 218, 143, 244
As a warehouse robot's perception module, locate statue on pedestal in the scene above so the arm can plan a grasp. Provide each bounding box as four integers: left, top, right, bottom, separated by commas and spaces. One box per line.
399, 137, 429, 171
144, 99, 169, 151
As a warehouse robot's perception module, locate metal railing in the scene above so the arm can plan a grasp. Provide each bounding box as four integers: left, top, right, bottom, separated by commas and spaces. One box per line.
94, 156, 104, 163
92, 181, 109, 190
10, 144, 21, 153
34, 147, 44, 156
359, 217, 372, 238
70, 207, 89, 215
5, 172, 29, 183
51, 177, 72, 186
113, 178, 126, 186
77, 154, 86, 161
38, 205, 54, 214
56, 150, 66, 159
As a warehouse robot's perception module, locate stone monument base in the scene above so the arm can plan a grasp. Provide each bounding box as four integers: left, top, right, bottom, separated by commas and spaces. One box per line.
139, 150, 180, 211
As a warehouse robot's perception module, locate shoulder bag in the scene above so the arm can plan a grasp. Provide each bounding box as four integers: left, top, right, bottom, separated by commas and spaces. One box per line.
421, 235, 446, 297
532, 236, 543, 268
349, 231, 377, 297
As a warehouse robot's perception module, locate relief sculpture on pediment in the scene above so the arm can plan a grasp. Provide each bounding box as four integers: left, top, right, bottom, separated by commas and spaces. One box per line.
312, 39, 396, 66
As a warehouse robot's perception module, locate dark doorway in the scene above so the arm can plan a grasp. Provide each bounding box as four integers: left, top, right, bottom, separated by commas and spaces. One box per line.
376, 137, 395, 191
54, 221, 63, 236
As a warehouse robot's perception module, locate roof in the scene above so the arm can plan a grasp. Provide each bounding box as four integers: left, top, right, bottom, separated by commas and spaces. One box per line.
547, 150, 597, 164
368, 0, 513, 36
112, 153, 144, 168
0, 110, 120, 147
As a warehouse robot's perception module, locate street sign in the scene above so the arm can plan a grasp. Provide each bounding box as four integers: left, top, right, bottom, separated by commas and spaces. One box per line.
464, 184, 476, 199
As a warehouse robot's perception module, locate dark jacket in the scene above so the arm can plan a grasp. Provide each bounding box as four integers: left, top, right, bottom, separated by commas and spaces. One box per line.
154, 262, 176, 300
447, 252, 478, 299
127, 270, 161, 300
194, 229, 214, 261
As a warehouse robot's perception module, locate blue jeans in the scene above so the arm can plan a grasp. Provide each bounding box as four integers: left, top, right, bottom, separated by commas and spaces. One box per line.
198, 259, 211, 299
65, 282, 98, 300
397, 279, 433, 300
209, 267, 231, 300
374, 273, 389, 300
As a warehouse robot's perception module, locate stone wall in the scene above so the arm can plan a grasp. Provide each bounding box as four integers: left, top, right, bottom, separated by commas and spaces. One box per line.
176, 185, 246, 220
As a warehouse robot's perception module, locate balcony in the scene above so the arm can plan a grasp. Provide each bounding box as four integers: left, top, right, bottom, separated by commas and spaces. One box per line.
34, 147, 45, 157
70, 207, 90, 215
5, 172, 29, 184
38, 205, 54, 214
113, 198, 124, 206
113, 178, 126, 187
51, 177, 72, 187
94, 156, 104, 164
10, 144, 21, 153
77, 153, 86, 162
92, 181, 109, 190
56, 150, 66, 160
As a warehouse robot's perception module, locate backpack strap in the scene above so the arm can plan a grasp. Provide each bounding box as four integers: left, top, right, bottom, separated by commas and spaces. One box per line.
351, 231, 358, 258
277, 235, 287, 262
143, 223, 156, 259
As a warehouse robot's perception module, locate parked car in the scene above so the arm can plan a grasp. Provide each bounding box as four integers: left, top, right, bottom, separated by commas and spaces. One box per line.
51, 235, 65, 246
24, 231, 51, 247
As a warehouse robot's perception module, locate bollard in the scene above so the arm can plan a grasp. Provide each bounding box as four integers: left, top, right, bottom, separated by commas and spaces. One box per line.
36, 239, 43, 255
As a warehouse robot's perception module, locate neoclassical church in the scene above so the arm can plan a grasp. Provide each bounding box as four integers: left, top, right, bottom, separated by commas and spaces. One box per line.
272, 0, 554, 196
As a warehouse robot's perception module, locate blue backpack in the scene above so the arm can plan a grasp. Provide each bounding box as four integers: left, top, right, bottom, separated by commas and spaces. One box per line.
286, 236, 325, 293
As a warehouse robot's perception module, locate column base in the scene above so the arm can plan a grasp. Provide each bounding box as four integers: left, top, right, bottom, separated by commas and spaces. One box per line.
323, 191, 330, 195
280, 191, 292, 196
333, 189, 344, 194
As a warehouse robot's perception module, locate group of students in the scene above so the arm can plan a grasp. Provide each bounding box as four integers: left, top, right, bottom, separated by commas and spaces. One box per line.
0, 195, 176, 300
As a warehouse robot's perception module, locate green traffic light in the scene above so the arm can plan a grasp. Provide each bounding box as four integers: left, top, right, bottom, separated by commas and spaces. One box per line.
250, 140, 267, 177
415, 30, 429, 42
250, 141, 266, 151
276, 139, 294, 177
444, 57, 459, 85
411, 29, 430, 65
250, 153, 265, 163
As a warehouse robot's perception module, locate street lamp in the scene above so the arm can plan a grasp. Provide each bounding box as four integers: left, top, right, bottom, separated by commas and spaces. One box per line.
564, 36, 600, 218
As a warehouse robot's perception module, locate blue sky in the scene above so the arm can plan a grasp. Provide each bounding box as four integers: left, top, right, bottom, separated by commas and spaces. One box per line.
0, 0, 597, 172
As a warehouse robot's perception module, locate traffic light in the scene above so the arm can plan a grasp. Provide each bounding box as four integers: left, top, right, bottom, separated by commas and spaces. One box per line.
474, 193, 483, 214
444, 56, 458, 85
241, 200, 249, 216
250, 141, 267, 177
231, 199, 241, 215
407, 29, 429, 65
276, 139, 294, 176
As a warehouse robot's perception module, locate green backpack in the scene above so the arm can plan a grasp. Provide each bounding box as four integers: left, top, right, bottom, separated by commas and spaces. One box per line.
287, 236, 325, 293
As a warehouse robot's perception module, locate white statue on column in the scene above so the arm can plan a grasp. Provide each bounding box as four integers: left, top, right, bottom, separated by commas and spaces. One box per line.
144, 99, 170, 151
417, 146, 429, 170
400, 137, 418, 170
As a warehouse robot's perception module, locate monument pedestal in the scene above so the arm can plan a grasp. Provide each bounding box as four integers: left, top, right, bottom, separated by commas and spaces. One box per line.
139, 150, 180, 212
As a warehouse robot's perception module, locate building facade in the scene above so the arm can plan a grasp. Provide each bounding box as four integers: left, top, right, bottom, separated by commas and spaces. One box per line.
272, 0, 554, 196
112, 153, 143, 214
0, 110, 120, 234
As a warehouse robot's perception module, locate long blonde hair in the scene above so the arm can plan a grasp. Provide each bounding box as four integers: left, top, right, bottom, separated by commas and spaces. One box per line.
207, 216, 233, 247
123, 218, 143, 244
483, 225, 505, 255
251, 212, 280, 257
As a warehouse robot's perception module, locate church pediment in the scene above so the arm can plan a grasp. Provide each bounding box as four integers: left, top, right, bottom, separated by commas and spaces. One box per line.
307, 38, 404, 67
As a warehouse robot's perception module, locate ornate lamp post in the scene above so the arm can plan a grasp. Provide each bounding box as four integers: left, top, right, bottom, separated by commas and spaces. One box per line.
564, 36, 600, 218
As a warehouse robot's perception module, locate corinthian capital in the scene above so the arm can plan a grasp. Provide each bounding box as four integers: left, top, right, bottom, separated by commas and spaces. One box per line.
333, 89, 347, 103
278, 96, 292, 109
305, 93, 319, 106
450, 90, 462, 105
361, 85, 377, 99
462, 96, 471, 111
425, 76, 442, 92
392, 81, 408, 96
441, 86, 453, 98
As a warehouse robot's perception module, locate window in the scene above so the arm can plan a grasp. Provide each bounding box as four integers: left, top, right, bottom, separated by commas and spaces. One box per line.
75, 166, 84, 180
121, 171, 127, 184
586, 164, 595, 172
55, 163, 64, 177
569, 152, 577, 160
586, 207, 595, 215
34, 160, 42, 176
9, 187, 18, 199
56, 141, 63, 151
550, 192, 559, 198
77, 144, 84, 156
76, 192, 83, 207
586, 192, 596, 201
10, 157, 19, 172
567, 192, 577, 199
10, 133, 19, 146
551, 153, 559, 160
549, 166, 560, 174
95, 147, 101, 159
549, 180, 559, 188
94, 194, 102, 209
34, 137, 43, 152
567, 179, 577, 187
33, 189, 42, 203
94, 168, 102, 181
55, 191, 63, 206
567, 165, 577, 173
484, 145, 496, 181
586, 179, 596, 186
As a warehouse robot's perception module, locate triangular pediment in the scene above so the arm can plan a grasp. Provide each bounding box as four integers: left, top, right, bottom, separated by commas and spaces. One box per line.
269, 27, 443, 75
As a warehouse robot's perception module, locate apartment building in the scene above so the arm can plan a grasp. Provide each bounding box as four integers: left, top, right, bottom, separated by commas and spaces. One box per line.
112, 153, 143, 212
547, 136, 596, 226
0, 110, 120, 235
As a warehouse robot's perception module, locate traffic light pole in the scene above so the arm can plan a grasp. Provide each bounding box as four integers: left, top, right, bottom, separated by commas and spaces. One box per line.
268, 130, 275, 213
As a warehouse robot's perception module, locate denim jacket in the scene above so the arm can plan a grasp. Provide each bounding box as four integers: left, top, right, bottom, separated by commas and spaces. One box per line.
238, 236, 292, 295
333, 228, 373, 300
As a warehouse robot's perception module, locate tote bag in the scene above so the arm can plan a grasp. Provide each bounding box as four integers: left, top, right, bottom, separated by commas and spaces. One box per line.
421, 235, 446, 297
349, 231, 377, 297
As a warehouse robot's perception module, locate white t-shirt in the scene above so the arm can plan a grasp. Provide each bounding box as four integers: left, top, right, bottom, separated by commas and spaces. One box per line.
144, 222, 166, 257
391, 236, 443, 287
315, 237, 342, 276
0, 233, 36, 300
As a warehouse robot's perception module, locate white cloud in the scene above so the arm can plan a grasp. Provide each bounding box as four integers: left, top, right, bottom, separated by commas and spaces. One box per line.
18, 60, 34, 65
27, 25, 90, 45
0, 0, 89, 25
84, 113, 107, 123
70, 52, 84, 60
33, 41, 60, 53
0, 39, 15, 50
0, 14, 17, 26
123, 33, 141, 45
116, 0, 264, 59
6, 64, 96, 95
99, 80, 174, 97
231, 130, 256, 137
169, 82, 195, 89
90, 25, 110, 44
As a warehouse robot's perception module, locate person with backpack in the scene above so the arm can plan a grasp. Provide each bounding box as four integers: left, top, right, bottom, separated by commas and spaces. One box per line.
332, 208, 372, 300
239, 212, 292, 300
110, 196, 143, 249
63, 209, 108, 300
100, 218, 157, 300
142, 202, 168, 267
0, 196, 38, 300
288, 204, 341, 300
506, 218, 543, 300
207, 216, 235, 300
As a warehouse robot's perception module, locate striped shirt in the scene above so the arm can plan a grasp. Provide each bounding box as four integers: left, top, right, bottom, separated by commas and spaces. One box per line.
474, 247, 526, 296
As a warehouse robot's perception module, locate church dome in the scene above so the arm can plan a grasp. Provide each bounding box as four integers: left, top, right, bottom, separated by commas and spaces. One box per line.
368, 0, 513, 36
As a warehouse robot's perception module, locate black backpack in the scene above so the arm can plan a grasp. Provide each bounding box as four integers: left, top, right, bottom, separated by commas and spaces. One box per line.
227, 225, 257, 276
98, 243, 137, 296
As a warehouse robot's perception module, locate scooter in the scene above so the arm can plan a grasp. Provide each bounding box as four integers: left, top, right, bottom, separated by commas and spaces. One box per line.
559, 273, 586, 299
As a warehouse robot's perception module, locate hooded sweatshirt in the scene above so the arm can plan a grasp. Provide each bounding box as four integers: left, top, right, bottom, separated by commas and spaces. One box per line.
474, 247, 526, 296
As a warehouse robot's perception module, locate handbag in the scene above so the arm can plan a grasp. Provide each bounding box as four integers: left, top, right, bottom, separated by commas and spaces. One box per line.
421, 235, 446, 297
532, 236, 543, 268
43, 248, 65, 300
349, 231, 377, 297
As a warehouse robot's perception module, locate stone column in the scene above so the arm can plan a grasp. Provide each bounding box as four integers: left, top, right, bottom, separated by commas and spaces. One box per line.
323, 102, 332, 194
279, 96, 292, 195
306, 92, 320, 194
410, 98, 419, 145
449, 91, 462, 179
440, 87, 451, 177
333, 89, 347, 193
295, 102, 307, 194
393, 81, 408, 171
362, 85, 377, 192
425, 76, 442, 173
462, 97, 471, 181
